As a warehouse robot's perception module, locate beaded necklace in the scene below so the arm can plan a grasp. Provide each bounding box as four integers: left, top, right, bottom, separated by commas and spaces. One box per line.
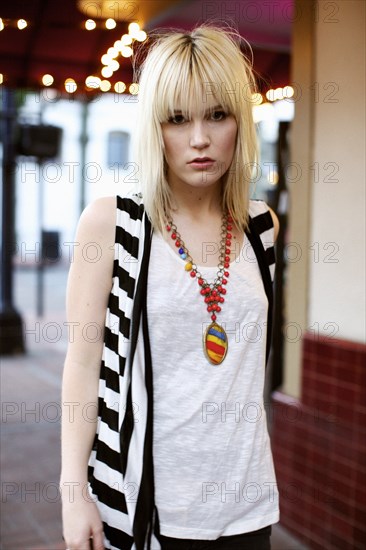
166, 212, 233, 365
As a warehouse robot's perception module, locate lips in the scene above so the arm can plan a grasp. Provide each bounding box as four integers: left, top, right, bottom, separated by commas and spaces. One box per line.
189, 157, 214, 163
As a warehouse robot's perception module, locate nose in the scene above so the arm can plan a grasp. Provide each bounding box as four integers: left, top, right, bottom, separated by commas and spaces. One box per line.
189, 121, 210, 149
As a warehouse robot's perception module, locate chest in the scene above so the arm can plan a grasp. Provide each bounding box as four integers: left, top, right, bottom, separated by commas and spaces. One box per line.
163, 218, 244, 268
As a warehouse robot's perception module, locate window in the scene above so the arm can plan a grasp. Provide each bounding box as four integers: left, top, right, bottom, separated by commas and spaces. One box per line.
107, 131, 129, 167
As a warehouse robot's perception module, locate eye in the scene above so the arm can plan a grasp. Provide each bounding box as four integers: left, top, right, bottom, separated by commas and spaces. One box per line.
168, 114, 186, 125
210, 110, 227, 121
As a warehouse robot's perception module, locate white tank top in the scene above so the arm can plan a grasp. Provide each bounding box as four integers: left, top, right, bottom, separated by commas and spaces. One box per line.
147, 227, 279, 539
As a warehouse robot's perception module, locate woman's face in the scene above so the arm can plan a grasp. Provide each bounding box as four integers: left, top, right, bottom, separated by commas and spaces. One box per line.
161, 98, 237, 193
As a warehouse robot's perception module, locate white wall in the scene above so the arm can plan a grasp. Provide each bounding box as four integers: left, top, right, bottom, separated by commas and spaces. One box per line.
283, 0, 365, 398
309, 1, 366, 343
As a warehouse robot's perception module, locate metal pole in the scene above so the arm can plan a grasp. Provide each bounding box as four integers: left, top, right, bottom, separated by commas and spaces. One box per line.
0, 87, 25, 354
36, 160, 44, 317
79, 100, 89, 214
36, 95, 45, 318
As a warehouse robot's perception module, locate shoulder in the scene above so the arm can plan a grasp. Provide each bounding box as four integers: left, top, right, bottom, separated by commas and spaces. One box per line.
249, 199, 279, 242
81, 195, 116, 224
78, 196, 116, 243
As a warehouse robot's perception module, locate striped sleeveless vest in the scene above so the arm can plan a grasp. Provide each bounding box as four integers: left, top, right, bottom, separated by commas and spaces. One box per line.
88, 193, 276, 550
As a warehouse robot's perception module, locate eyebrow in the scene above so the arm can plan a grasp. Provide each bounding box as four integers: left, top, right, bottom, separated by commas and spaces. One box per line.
173, 104, 224, 114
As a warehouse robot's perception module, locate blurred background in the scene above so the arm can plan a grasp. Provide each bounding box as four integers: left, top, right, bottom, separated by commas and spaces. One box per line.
0, 0, 365, 549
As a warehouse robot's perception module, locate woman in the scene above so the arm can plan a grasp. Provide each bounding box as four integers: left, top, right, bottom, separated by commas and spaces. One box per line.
61, 24, 280, 550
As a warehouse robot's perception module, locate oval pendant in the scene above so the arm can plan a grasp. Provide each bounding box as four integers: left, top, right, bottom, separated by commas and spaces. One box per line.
203, 322, 228, 365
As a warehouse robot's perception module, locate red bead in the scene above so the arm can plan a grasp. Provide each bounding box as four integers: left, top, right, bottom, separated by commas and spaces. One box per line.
226, 239, 231, 246
198, 278, 204, 286
227, 224, 232, 230
212, 290, 217, 297
225, 255, 230, 262
175, 240, 180, 247
221, 288, 226, 294
190, 271, 196, 278
227, 233, 232, 239
224, 262, 229, 268
219, 297, 224, 303
225, 248, 230, 254
211, 314, 217, 321
166, 224, 171, 231
222, 278, 227, 284
171, 232, 176, 240
200, 289, 206, 295
217, 286, 222, 292
216, 306, 221, 312
207, 305, 213, 312
205, 287, 211, 294
224, 271, 229, 277
204, 297, 210, 303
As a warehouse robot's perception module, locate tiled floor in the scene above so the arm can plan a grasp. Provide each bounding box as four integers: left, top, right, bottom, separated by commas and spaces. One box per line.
1, 266, 308, 549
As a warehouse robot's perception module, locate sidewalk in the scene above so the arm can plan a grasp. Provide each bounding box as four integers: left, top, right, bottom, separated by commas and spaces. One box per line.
0, 266, 308, 549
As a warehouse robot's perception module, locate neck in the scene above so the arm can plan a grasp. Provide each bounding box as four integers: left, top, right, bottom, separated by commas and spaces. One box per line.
169, 182, 223, 219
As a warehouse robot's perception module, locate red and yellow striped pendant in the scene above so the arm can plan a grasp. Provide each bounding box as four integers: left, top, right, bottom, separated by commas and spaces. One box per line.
203, 322, 228, 365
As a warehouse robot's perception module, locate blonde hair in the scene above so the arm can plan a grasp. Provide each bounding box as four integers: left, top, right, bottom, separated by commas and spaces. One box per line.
134, 24, 258, 232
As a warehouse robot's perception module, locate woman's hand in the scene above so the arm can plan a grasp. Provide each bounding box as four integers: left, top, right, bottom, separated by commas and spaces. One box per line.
62, 491, 105, 550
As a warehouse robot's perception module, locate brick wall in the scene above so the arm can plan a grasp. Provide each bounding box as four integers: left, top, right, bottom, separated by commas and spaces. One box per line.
271, 333, 366, 549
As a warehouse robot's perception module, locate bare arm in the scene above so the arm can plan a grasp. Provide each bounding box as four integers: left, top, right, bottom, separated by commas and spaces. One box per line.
60, 196, 115, 550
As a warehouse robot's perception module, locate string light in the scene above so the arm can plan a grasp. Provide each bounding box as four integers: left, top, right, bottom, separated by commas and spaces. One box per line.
121, 34, 132, 45
121, 46, 133, 58
64, 78, 77, 93
266, 86, 294, 102
283, 86, 294, 98
100, 80, 111, 92
129, 83, 139, 95
251, 93, 263, 106
101, 54, 111, 65
128, 22, 140, 38
34, 77, 293, 102
101, 66, 113, 78
105, 18, 116, 29
42, 74, 54, 86
85, 19, 96, 30
95, 20, 148, 87
17, 19, 27, 30
0, 19, 168, 96
107, 47, 118, 58
109, 59, 119, 72
26, 11, 291, 104
85, 76, 101, 89
136, 30, 147, 42
114, 82, 126, 93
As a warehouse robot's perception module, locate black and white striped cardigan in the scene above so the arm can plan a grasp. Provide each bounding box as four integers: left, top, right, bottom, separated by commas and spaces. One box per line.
88, 193, 276, 550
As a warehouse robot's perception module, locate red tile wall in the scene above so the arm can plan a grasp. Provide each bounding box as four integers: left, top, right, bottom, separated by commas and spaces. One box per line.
271, 333, 366, 550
